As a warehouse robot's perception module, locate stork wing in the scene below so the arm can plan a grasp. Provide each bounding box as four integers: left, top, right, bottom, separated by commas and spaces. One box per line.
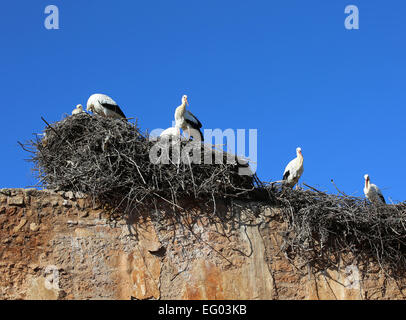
94, 95, 126, 118
184, 110, 202, 129
100, 102, 126, 118
377, 188, 386, 204
371, 184, 386, 204
97, 95, 118, 106
283, 158, 296, 180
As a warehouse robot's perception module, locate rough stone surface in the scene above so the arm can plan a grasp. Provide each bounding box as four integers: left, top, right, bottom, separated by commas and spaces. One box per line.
1, 189, 406, 300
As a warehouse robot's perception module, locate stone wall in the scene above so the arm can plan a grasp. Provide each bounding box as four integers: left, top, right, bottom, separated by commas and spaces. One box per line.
1, 189, 405, 300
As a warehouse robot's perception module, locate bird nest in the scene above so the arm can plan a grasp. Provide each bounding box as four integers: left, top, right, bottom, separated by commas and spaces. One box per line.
21, 113, 257, 217
267, 185, 406, 277
20, 113, 406, 276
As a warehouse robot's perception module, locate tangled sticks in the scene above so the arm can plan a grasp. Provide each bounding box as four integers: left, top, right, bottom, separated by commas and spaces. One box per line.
21, 113, 406, 275
22, 113, 256, 216
271, 186, 406, 276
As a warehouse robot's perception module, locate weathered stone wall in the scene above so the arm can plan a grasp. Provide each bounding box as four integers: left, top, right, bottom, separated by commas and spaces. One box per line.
1, 189, 405, 300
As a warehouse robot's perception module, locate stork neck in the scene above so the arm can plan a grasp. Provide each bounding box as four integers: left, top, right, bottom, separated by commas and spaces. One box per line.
175, 104, 186, 123
297, 152, 303, 164
178, 102, 186, 115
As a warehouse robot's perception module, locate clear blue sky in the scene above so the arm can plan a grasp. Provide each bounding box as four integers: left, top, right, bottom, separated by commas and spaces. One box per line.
0, 1, 405, 202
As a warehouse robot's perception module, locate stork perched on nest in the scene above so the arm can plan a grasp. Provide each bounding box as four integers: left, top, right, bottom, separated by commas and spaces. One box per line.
282, 147, 304, 188
364, 174, 386, 204
160, 123, 182, 141
86, 94, 127, 120
71, 104, 84, 115
175, 95, 203, 141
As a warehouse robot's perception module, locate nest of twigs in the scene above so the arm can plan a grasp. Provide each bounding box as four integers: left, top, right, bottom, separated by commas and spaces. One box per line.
269, 185, 406, 276
20, 113, 406, 276
21, 113, 256, 215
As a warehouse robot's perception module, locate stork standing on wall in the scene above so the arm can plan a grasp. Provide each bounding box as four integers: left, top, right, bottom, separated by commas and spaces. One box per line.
364, 174, 386, 204
174, 95, 203, 141
71, 104, 84, 115
282, 147, 304, 188
86, 93, 127, 120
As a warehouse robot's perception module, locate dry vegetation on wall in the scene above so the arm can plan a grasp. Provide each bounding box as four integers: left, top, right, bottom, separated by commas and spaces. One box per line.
20, 113, 256, 215
269, 186, 406, 277
20, 114, 406, 276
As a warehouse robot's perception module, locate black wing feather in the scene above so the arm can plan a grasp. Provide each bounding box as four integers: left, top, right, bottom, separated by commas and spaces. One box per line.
378, 193, 386, 204
197, 128, 204, 141
185, 111, 202, 128
101, 103, 126, 119
283, 171, 290, 181
185, 118, 202, 130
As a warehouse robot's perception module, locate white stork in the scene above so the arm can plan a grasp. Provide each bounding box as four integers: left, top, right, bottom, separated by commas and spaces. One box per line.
86, 93, 127, 120
282, 147, 304, 188
174, 95, 203, 141
71, 104, 84, 115
364, 174, 386, 204
159, 123, 181, 141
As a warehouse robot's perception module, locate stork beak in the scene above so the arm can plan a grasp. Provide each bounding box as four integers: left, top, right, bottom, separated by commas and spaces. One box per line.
186, 98, 189, 106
